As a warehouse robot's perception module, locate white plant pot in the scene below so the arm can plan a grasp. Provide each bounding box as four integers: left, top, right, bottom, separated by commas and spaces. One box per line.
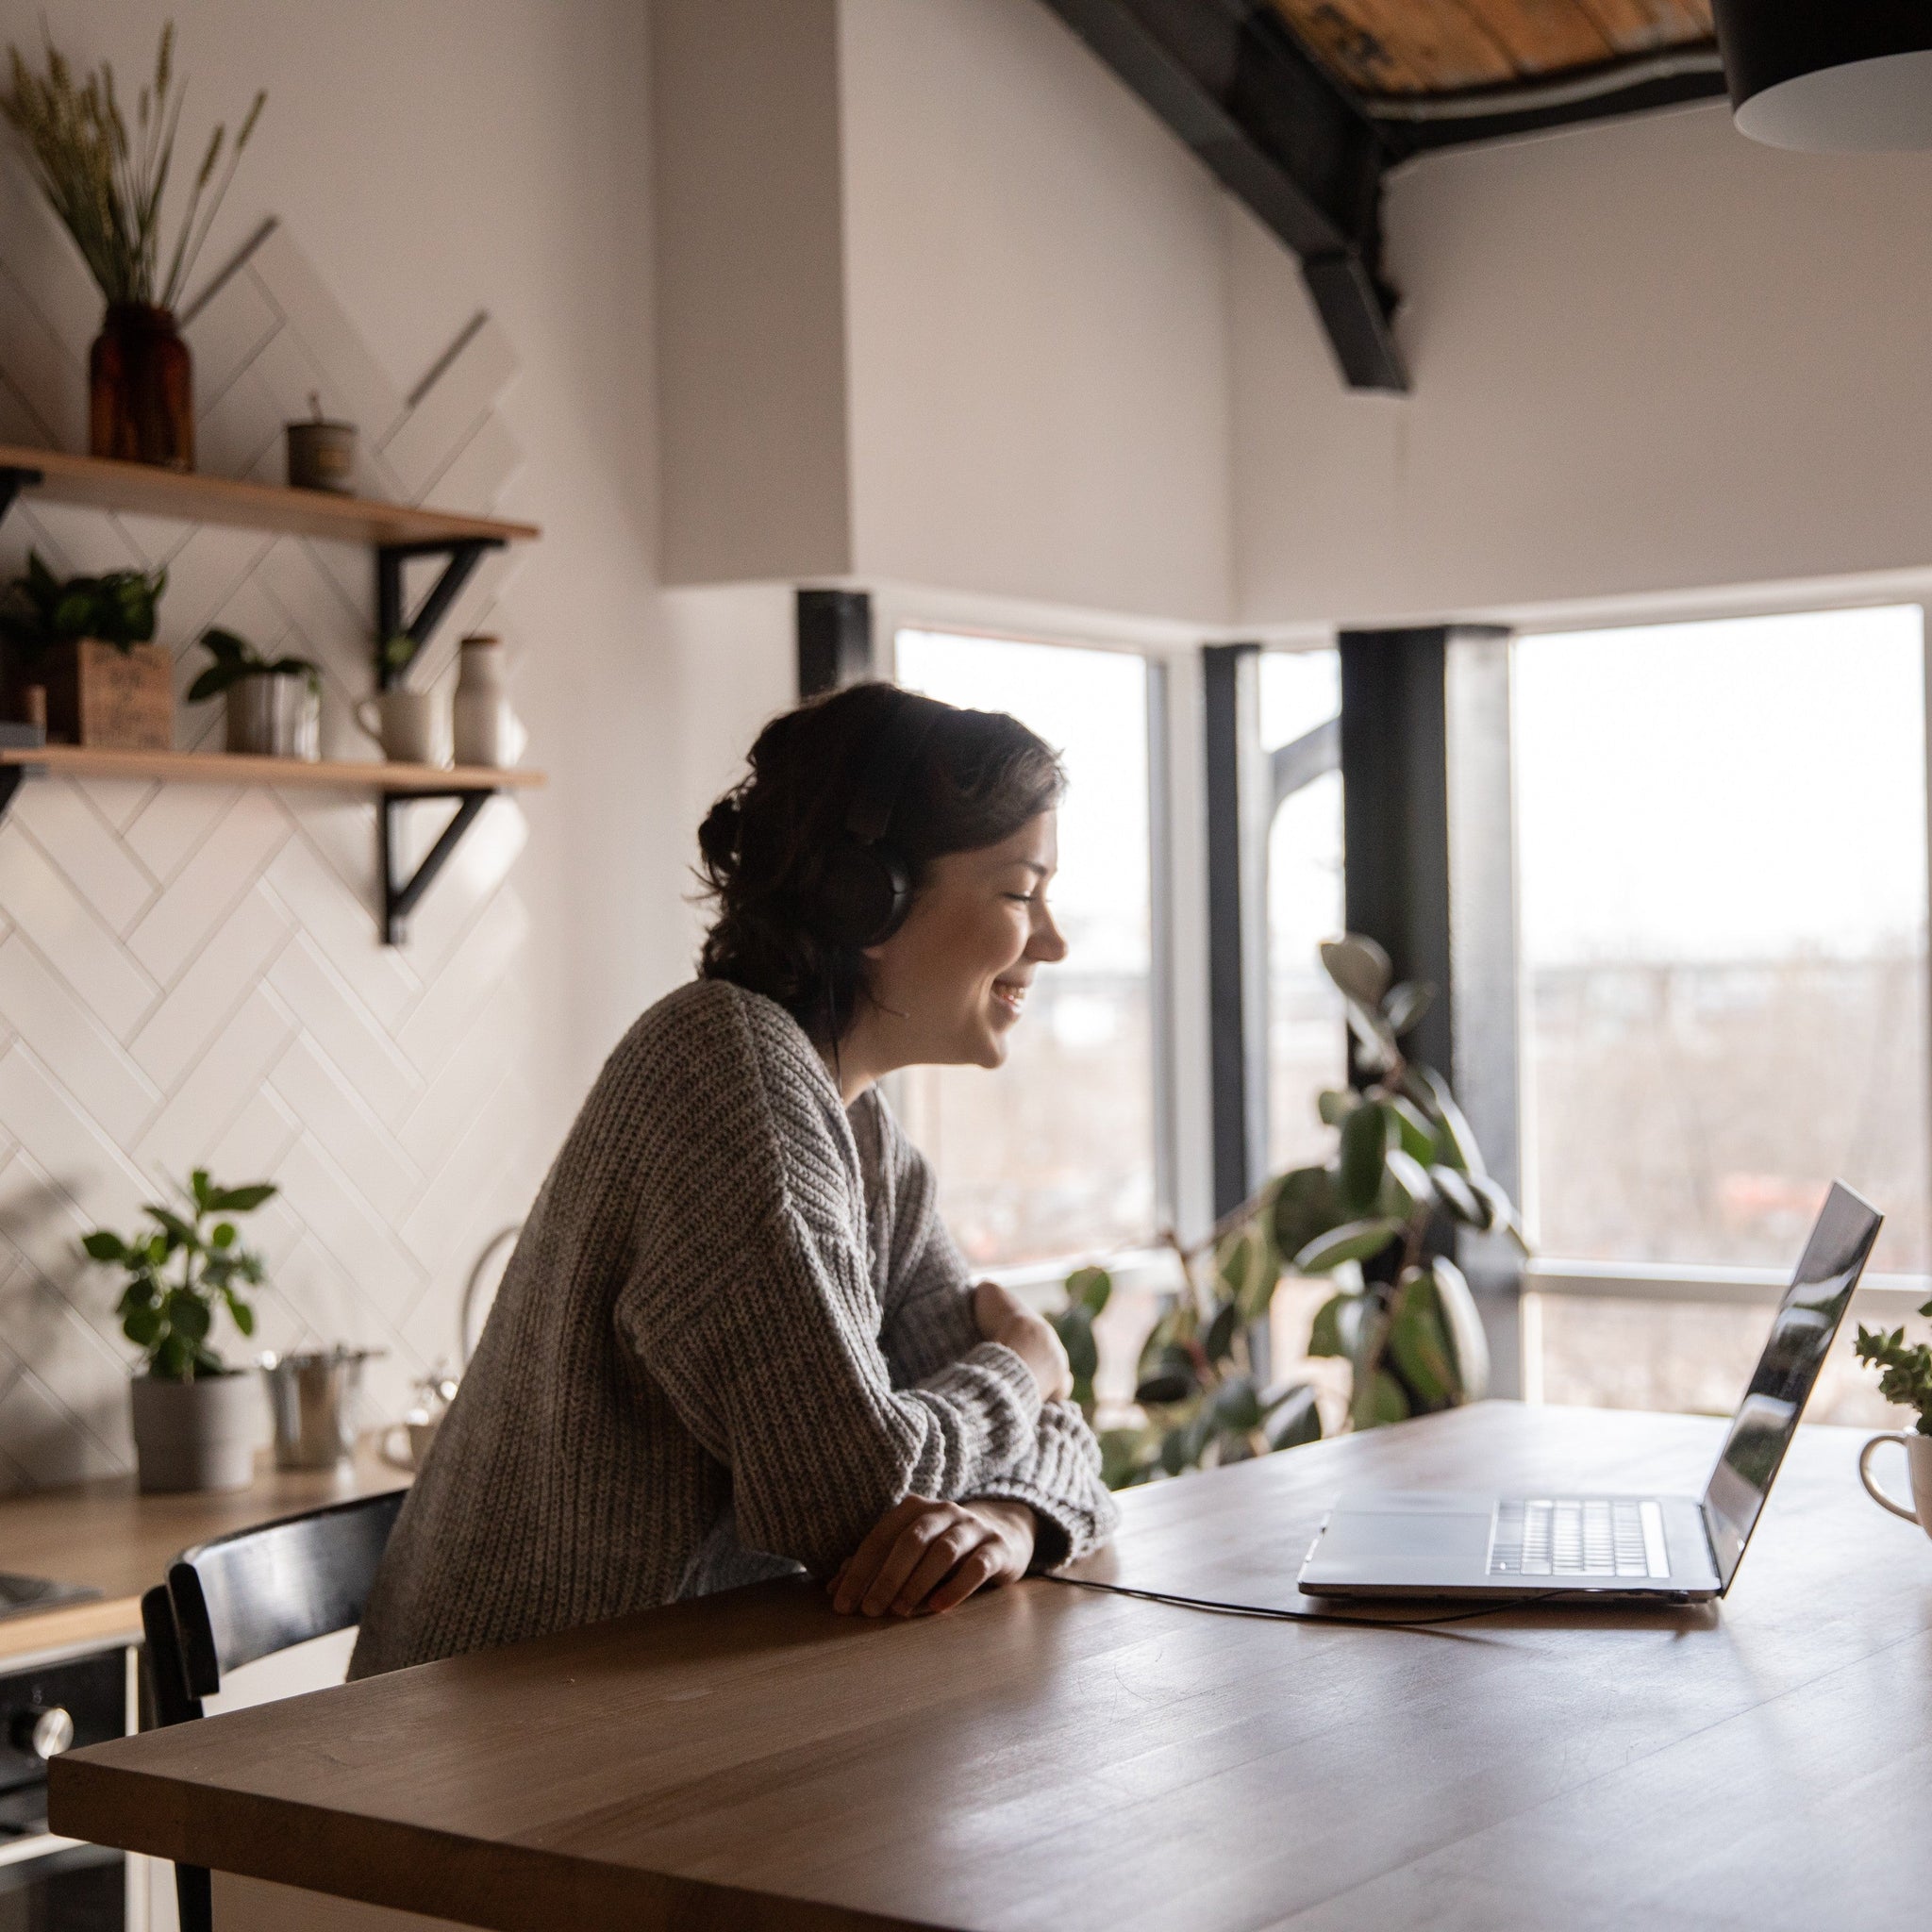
128, 1372, 262, 1493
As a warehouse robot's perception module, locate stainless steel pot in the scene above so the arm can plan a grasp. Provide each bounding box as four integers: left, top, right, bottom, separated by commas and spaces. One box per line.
225, 673, 320, 760
258, 1347, 382, 1470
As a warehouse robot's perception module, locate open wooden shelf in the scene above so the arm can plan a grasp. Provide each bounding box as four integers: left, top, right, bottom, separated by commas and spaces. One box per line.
0, 442, 540, 548
0, 744, 545, 792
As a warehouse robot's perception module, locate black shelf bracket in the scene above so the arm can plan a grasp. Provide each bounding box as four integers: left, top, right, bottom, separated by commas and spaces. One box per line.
375, 537, 501, 687
380, 786, 498, 945
0, 462, 44, 531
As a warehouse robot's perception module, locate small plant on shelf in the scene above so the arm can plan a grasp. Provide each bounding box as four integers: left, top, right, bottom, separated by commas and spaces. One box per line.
1856, 1301, 1932, 1435
1, 23, 266, 467
1053, 934, 1524, 1491
0, 550, 166, 666
81, 1169, 278, 1493
188, 625, 321, 703
81, 1169, 274, 1382
0, 550, 173, 747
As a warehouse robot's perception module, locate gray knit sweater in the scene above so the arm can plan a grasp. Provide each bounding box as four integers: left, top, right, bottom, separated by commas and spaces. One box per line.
349, 979, 1117, 1677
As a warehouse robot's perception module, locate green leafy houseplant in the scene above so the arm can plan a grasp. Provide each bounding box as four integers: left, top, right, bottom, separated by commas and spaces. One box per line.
1053, 934, 1526, 1490
188, 625, 320, 703
1, 24, 264, 310
82, 1170, 275, 1381
1855, 1300, 1932, 1435
0, 550, 166, 679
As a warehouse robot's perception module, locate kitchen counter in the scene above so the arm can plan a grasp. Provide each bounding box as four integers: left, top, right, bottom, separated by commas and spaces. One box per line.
0, 1445, 408, 1666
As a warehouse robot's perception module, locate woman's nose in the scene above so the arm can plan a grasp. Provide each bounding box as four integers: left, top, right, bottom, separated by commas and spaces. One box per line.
1027, 906, 1068, 963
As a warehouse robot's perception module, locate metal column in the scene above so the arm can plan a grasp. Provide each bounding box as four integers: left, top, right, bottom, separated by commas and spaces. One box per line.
1339, 625, 1524, 1391
1202, 642, 1271, 1220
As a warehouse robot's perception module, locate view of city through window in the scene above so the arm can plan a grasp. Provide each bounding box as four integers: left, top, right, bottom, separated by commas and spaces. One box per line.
1260, 649, 1346, 1174
891, 630, 1158, 1268
1516, 605, 1928, 1422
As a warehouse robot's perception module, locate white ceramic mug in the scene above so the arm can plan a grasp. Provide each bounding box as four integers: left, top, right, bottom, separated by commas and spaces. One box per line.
355, 690, 449, 767
1858, 1430, 1932, 1539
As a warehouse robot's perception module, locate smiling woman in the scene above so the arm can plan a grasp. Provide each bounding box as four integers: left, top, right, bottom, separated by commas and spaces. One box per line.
346, 682, 1117, 1676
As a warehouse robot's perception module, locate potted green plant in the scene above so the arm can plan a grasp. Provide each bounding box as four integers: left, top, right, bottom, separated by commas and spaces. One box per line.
81, 1170, 275, 1493
1, 24, 265, 469
190, 626, 322, 760
1055, 934, 1524, 1490
1854, 1304, 1932, 1535
0, 550, 171, 747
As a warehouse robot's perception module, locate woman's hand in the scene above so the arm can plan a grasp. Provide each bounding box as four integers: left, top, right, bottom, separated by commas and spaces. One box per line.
829, 1495, 1038, 1617
974, 1279, 1074, 1403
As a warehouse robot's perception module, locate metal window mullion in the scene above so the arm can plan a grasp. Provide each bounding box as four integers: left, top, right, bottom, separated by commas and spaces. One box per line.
1203, 642, 1270, 1221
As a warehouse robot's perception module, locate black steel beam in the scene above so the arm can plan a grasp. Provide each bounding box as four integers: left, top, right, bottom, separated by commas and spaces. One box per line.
796, 589, 874, 700
1384, 66, 1729, 153
1339, 628, 1452, 1082
1203, 641, 1269, 1219
1036, 0, 1407, 391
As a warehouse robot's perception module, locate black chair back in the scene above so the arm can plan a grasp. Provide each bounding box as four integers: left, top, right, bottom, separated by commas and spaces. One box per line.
141, 1490, 406, 1932
168, 1489, 407, 1700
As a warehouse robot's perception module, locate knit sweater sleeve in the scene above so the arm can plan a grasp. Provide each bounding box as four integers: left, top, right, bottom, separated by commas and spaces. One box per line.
612, 991, 1044, 1577
869, 1096, 1120, 1568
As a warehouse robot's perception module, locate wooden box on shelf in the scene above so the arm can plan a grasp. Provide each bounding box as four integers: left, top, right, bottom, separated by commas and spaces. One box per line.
43, 639, 173, 750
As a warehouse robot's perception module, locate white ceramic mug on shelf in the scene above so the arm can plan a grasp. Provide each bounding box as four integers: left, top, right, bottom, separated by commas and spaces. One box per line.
355, 689, 449, 767
1858, 1430, 1932, 1539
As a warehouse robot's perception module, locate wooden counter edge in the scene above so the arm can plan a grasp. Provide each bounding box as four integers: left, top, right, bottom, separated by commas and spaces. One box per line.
0, 1595, 142, 1666
49, 1751, 931, 1932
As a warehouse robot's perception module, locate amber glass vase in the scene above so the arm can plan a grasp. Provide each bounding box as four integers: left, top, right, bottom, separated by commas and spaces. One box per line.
90, 303, 194, 471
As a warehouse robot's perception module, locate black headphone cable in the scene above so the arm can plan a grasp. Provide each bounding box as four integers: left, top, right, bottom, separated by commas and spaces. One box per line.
1041, 1573, 1594, 1629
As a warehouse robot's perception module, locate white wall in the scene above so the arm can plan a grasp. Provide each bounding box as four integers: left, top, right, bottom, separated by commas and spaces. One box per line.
0, 0, 674, 1489
838, 0, 1233, 625
1232, 101, 1932, 628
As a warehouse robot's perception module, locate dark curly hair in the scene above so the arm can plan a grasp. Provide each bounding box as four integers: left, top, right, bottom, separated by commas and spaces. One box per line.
698, 681, 1064, 1041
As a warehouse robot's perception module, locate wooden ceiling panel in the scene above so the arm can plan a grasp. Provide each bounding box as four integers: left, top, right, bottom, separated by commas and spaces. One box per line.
1575, 0, 1714, 55
1457, 0, 1612, 72
1275, 0, 1513, 95
1269, 0, 1716, 95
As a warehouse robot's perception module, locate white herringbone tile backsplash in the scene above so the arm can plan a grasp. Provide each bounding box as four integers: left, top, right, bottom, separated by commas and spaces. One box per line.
0, 191, 543, 1492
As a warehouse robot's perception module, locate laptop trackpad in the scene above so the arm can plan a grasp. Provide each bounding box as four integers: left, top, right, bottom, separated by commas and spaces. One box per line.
1304, 1491, 1493, 1584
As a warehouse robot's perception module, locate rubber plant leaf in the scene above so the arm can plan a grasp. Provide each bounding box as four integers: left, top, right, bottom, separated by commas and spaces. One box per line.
1294, 1218, 1403, 1274
1338, 1100, 1391, 1217
1320, 934, 1392, 1007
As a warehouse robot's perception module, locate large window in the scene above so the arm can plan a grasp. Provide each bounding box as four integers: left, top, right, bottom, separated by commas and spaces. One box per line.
1259, 649, 1346, 1173
1515, 605, 1928, 1422
891, 630, 1158, 1268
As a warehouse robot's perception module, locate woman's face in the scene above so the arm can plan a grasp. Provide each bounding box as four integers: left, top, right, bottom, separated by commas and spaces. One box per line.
861, 810, 1067, 1070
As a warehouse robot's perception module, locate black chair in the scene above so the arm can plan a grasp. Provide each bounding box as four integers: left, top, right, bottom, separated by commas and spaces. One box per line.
141, 1490, 407, 1932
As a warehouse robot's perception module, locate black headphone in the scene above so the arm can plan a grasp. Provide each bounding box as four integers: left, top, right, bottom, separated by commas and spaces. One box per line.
813, 689, 945, 949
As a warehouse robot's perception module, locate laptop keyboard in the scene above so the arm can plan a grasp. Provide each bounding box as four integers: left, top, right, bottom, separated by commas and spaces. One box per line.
1487, 1498, 1670, 1578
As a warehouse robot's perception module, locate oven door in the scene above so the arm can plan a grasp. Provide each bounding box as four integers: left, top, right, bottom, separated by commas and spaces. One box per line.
0, 1650, 128, 1931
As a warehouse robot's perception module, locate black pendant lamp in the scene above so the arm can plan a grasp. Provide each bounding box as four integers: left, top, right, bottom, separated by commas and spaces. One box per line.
1711, 3, 1932, 151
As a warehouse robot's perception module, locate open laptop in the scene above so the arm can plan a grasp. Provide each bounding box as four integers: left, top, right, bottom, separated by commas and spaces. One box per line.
1297, 1180, 1883, 1605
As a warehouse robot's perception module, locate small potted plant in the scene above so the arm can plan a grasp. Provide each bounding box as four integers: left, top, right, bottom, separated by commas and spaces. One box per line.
0, 550, 171, 747
81, 1170, 275, 1493
1, 24, 265, 469
190, 625, 321, 759
1855, 1302, 1932, 1534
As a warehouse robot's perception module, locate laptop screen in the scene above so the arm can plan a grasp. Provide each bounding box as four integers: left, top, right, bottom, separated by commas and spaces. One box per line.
1702, 1180, 1883, 1589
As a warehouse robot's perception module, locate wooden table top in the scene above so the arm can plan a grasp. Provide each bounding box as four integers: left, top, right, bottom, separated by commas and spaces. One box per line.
0, 1445, 407, 1664
48, 1403, 1932, 1931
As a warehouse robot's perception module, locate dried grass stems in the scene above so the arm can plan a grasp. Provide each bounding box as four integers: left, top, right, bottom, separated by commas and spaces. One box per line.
1, 22, 264, 312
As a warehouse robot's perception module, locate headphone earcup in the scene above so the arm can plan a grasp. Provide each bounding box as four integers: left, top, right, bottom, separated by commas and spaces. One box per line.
816, 841, 912, 949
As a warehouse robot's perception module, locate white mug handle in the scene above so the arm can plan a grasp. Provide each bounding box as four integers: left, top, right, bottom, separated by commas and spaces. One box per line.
379, 1423, 415, 1472
1858, 1432, 1920, 1522
354, 696, 385, 744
